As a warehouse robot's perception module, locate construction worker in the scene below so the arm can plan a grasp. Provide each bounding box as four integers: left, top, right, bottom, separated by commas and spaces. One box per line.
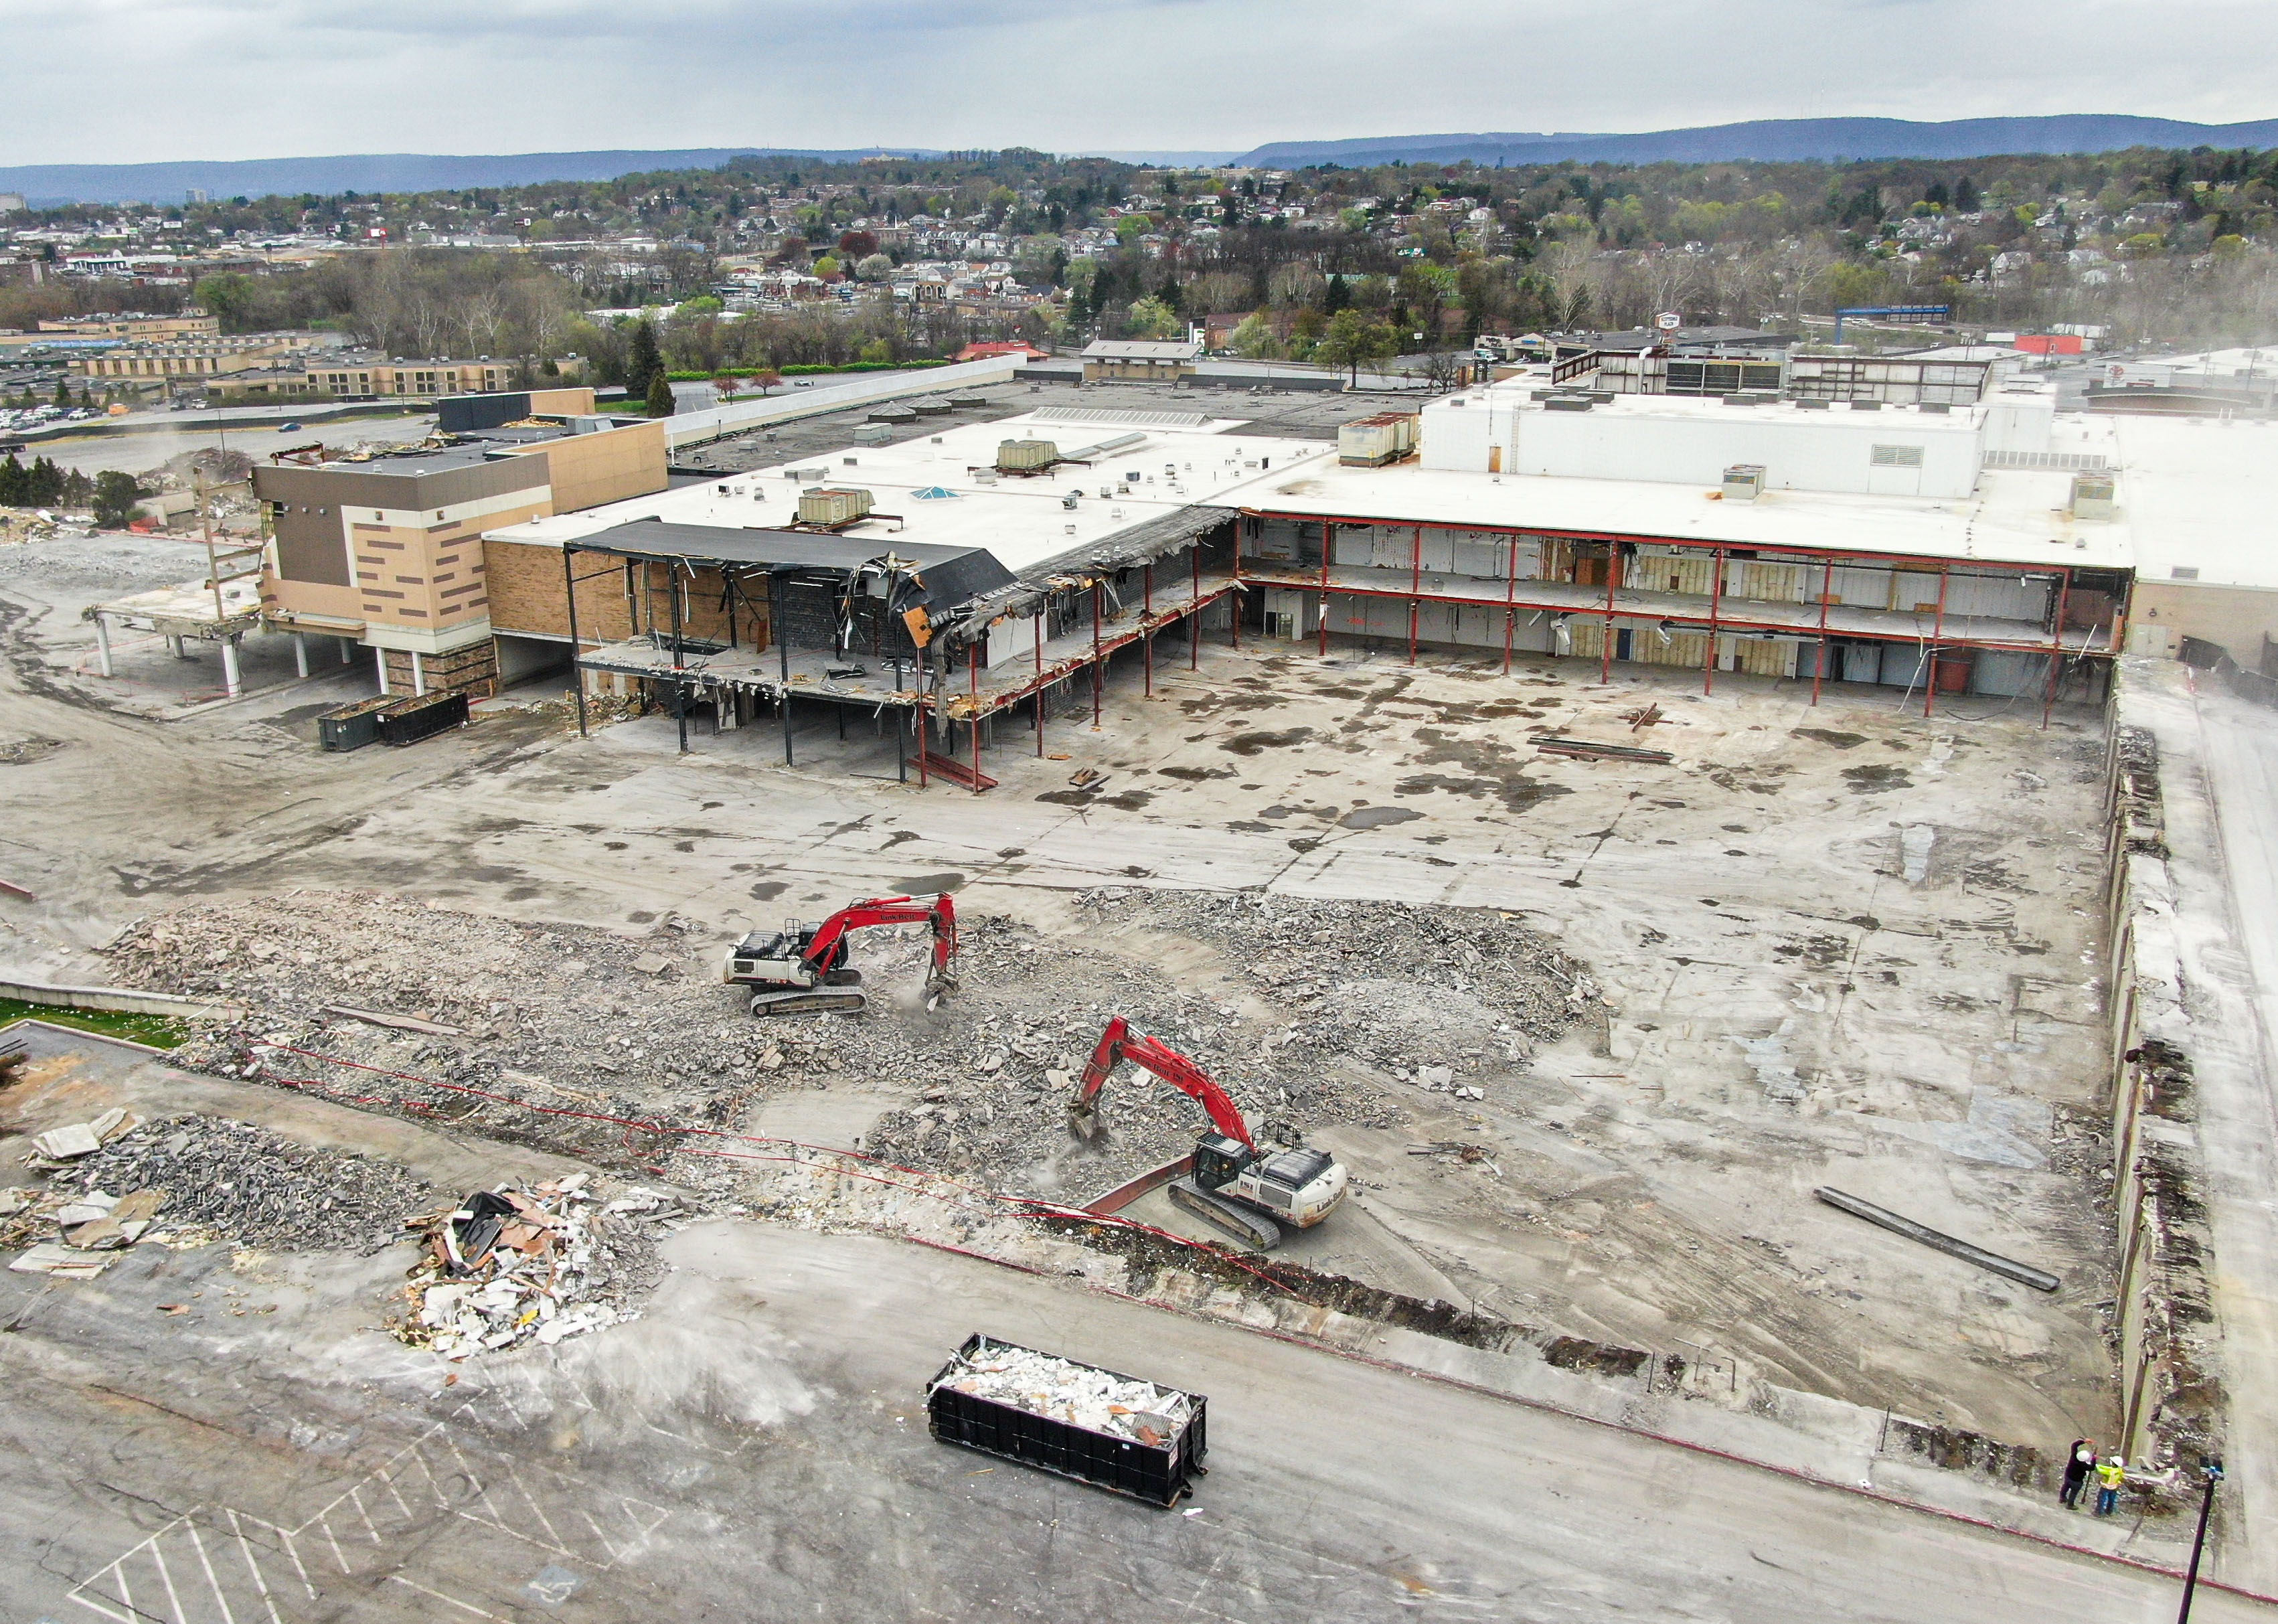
2061, 1439, 2097, 1508
2094, 1454, 2127, 1516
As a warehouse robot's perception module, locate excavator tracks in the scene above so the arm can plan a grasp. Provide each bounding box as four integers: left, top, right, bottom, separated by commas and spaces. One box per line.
748, 989, 868, 1018
1167, 1177, 1283, 1251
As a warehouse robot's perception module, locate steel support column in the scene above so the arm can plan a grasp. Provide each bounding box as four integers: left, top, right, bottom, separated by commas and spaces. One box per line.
1408, 525, 1421, 663
969, 647, 981, 795
1091, 581, 1103, 728
564, 544, 587, 737
1190, 547, 1200, 669
1925, 567, 1950, 720
1145, 562, 1155, 694
1599, 546, 1617, 685
2043, 570, 2072, 729
1503, 536, 1518, 674
1812, 559, 1832, 705
1034, 606, 1045, 755
1704, 549, 1724, 696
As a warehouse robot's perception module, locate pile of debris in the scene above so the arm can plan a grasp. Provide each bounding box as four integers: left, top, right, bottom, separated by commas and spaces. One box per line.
5, 1107, 167, 1277
61, 1115, 434, 1254
98, 886, 1587, 1200
934, 1340, 1194, 1444
396, 1175, 665, 1357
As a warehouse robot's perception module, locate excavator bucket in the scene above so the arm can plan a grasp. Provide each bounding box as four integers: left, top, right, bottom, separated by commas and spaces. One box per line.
1065, 1091, 1102, 1142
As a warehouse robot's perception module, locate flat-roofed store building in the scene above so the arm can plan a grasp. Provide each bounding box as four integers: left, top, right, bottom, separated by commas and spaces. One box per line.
254, 406, 666, 698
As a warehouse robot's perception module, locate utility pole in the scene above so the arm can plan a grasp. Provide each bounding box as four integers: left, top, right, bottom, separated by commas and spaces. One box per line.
2177, 1455, 2224, 1623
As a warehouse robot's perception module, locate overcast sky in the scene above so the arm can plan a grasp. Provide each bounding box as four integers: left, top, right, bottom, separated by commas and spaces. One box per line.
6, 0, 2277, 166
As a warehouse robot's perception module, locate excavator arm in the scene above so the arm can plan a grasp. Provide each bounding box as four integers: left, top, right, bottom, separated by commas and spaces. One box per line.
800, 893, 959, 991
1065, 1016, 1255, 1149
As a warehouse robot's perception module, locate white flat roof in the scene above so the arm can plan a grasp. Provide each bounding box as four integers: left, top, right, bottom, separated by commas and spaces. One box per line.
2107, 414, 2278, 591
1240, 452, 2133, 572
487, 413, 1333, 575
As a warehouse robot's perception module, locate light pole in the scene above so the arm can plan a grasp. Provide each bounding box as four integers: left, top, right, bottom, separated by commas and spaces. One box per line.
2177, 1454, 2224, 1624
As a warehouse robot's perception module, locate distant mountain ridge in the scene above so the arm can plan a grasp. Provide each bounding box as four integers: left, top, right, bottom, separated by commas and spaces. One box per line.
1234, 114, 2278, 169
0, 148, 945, 206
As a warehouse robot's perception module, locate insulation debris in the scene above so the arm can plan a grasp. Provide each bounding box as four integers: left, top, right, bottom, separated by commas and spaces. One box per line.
936, 1341, 1194, 1445
396, 1175, 665, 1358
1, 1184, 167, 1275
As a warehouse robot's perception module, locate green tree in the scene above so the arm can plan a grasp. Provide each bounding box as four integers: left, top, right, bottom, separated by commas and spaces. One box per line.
644, 371, 675, 418
1125, 295, 1182, 339
1315, 309, 1397, 384
1228, 313, 1281, 359
0, 453, 25, 506
858, 337, 894, 363
91, 470, 143, 527
54, 378, 71, 408
625, 320, 663, 398
193, 272, 262, 331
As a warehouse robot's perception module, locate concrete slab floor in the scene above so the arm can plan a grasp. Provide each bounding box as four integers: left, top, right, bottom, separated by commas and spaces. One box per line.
0, 526, 2120, 1449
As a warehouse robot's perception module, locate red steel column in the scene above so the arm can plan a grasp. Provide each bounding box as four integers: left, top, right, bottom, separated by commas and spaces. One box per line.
1502, 535, 1518, 675
1145, 562, 1155, 695
969, 645, 982, 795
1318, 522, 1332, 657
1812, 558, 1833, 706
2043, 569, 2072, 729
1704, 548, 1724, 696
1092, 580, 1103, 728
1408, 525, 1421, 663
1925, 566, 1950, 720
1190, 546, 1200, 669
1034, 606, 1044, 756
1599, 546, 1617, 685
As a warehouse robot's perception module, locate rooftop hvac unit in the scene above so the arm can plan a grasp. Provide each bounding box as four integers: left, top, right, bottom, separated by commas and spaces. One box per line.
1337, 411, 1418, 467
798, 486, 874, 527
2070, 472, 2116, 520
1722, 465, 1767, 503
996, 438, 1058, 471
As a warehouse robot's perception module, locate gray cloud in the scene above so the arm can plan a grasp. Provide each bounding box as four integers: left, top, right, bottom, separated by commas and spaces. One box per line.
0, 0, 2272, 165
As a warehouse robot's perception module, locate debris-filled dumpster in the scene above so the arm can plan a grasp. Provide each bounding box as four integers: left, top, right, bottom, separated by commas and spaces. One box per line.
378, 690, 469, 746
318, 695, 406, 752
926, 1333, 1208, 1507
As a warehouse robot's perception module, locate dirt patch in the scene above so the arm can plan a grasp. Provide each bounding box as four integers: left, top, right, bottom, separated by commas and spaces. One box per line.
1843, 764, 1914, 793
0, 735, 66, 764
1341, 806, 1422, 829
1792, 728, 1868, 749
1222, 727, 1315, 756
1157, 764, 1236, 783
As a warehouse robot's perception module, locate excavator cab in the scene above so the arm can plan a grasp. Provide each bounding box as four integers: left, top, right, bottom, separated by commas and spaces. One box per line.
1191, 1133, 1252, 1192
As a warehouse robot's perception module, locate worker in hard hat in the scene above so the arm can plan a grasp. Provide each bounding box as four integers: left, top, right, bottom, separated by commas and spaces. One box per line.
2093, 1455, 2127, 1516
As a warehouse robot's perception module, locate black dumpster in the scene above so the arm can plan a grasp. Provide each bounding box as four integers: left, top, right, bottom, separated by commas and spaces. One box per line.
318, 695, 406, 752
378, 690, 469, 745
926, 1333, 1208, 1507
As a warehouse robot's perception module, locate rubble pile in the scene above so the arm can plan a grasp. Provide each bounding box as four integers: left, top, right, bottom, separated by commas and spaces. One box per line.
935, 1341, 1194, 1444
396, 1175, 665, 1356
68, 1115, 435, 1253
99, 886, 1585, 1200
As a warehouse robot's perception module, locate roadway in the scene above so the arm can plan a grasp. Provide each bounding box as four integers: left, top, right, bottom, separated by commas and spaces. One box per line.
2131, 662, 2278, 1595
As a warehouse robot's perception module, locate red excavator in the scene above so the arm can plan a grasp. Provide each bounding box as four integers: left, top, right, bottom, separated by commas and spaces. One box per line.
722, 892, 958, 1017
1065, 1016, 1348, 1250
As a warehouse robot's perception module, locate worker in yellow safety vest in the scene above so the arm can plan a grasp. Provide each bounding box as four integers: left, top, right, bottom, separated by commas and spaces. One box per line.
2093, 1455, 2127, 1516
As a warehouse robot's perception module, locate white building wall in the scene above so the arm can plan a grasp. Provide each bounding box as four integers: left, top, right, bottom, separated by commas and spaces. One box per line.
1508, 404, 1983, 499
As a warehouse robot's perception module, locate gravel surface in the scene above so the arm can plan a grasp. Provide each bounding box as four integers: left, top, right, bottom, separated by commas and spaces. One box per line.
68, 1115, 435, 1253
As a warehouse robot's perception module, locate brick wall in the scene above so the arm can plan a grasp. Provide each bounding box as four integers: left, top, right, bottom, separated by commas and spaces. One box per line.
483, 540, 769, 651
382, 640, 498, 699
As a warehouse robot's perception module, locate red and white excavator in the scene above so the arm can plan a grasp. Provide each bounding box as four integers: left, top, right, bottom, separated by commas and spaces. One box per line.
722, 892, 958, 1017
1064, 1016, 1348, 1250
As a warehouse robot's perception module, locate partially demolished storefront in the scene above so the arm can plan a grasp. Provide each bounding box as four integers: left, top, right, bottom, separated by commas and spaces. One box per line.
561, 506, 1240, 789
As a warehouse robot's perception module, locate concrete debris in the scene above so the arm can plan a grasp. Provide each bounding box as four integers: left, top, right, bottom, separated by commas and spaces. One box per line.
939, 1342, 1193, 1443
27, 1107, 139, 1163
322, 1004, 467, 1036
396, 1173, 665, 1358
98, 886, 1582, 1206
0, 1183, 166, 1274
67, 1115, 435, 1253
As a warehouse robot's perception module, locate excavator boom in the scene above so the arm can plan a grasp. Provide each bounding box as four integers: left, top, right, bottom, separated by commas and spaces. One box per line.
1065, 1016, 1254, 1148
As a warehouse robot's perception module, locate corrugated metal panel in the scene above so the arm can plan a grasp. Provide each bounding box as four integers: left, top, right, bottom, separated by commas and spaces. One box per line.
1826, 565, 1888, 606
1941, 573, 2049, 621
1893, 572, 1945, 614
1419, 533, 1456, 574
1370, 530, 1409, 570
1451, 540, 1506, 578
